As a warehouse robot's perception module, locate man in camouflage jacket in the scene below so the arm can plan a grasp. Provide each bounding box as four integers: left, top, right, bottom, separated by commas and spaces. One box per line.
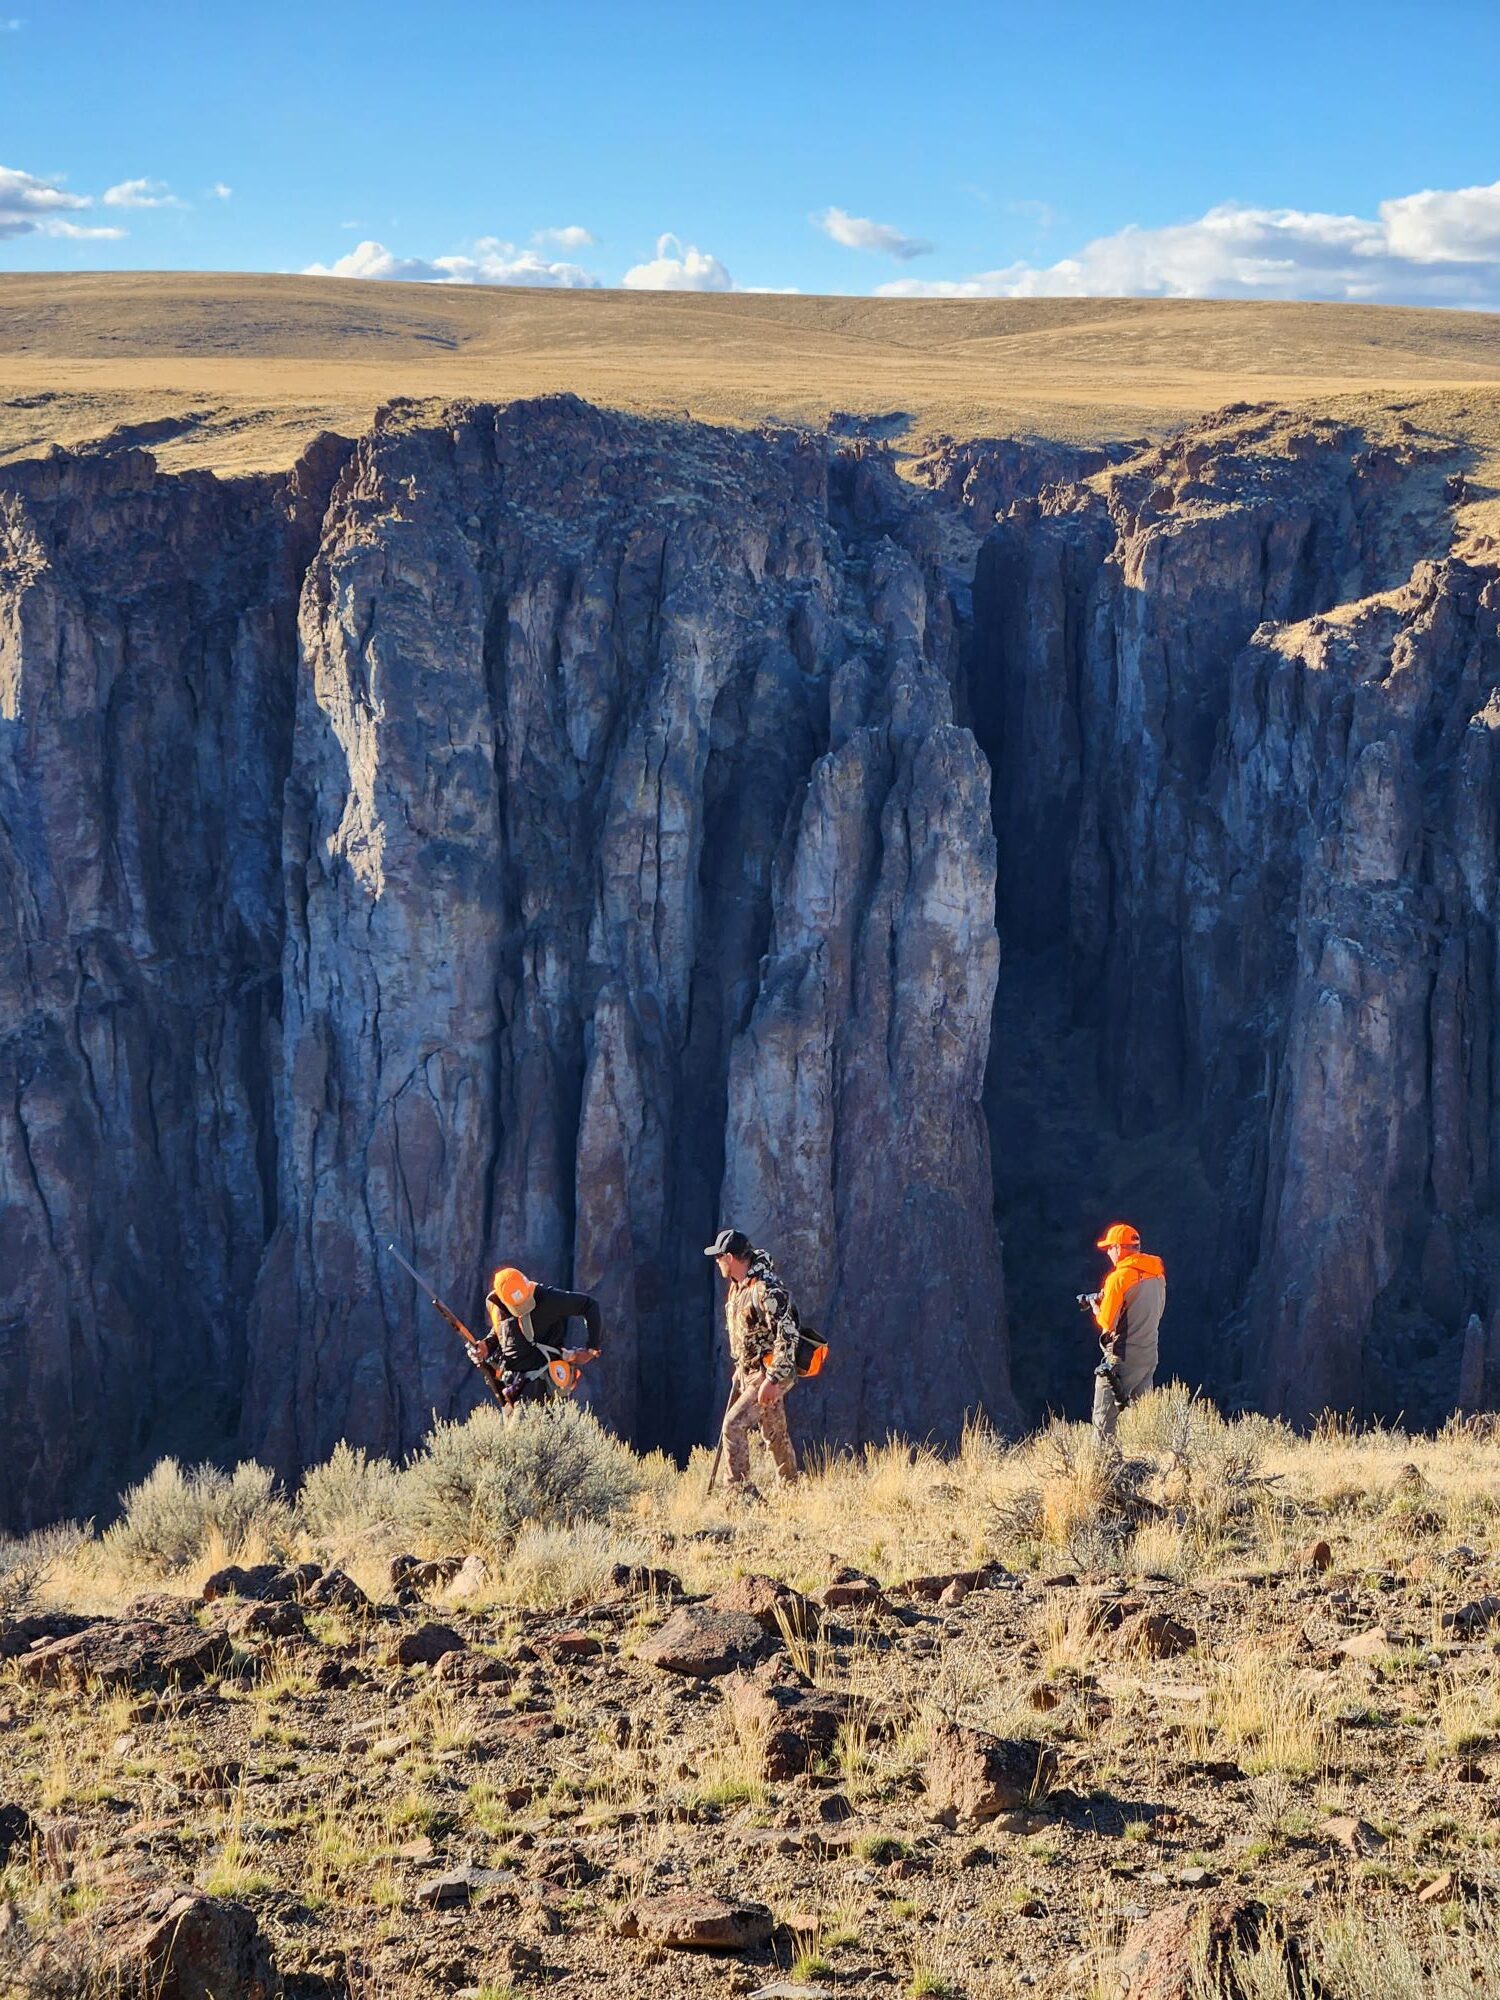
704, 1227, 799, 1495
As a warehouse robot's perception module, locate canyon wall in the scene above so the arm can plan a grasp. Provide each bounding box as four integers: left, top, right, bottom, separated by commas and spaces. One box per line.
2, 397, 1497, 1526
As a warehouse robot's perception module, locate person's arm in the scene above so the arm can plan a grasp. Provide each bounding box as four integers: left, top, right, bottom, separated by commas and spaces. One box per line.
533, 1287, 603, 1353
756, 1279, 798, 1393
1093, 1271, 1126, 1345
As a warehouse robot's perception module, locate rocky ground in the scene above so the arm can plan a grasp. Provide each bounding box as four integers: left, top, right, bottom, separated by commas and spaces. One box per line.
6, 1398, 1500, 1998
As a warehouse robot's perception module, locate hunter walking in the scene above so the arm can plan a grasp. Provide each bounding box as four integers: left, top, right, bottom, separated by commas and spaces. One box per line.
705, 1227, 800, 1496
1086, 1222, 1166, 1453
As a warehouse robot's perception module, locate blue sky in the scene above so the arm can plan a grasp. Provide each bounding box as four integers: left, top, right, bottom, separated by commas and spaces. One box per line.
5, 0, 1500, 304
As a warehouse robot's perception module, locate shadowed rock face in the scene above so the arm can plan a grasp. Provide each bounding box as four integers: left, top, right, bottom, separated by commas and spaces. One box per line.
971, 410, 1500, 1422
2, 395, 1498, 1526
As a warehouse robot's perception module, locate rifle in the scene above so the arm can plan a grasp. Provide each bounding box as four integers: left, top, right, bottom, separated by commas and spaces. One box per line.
387, 1242, 507, 1409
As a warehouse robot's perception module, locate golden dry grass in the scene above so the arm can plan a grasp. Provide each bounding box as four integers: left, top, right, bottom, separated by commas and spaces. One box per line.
4, 272, 1500, 489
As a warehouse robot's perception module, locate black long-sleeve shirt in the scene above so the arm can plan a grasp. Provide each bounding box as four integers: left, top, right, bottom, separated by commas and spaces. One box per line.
485, 1284, 602, 1377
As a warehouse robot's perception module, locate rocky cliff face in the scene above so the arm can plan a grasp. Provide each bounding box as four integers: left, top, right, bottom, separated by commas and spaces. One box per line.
2, 396, 1497, 1527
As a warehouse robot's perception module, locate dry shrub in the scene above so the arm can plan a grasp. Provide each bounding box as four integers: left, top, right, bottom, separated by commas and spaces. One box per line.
103, 1458, 292, 1576
397, 1402, 643, 1556
297, 1441, 403, 1552
1204, 1893, 1500, 1999
500, 1520, 649, 1609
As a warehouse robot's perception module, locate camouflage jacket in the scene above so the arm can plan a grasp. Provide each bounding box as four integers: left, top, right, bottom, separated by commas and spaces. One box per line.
725, 1250, 799, 1386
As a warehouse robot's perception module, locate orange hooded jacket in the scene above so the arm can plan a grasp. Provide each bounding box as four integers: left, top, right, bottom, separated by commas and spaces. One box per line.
1093, 1252, 1167, 1359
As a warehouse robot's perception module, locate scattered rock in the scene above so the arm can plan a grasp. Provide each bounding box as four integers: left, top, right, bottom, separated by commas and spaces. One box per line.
18, 1620, 231, 1692
445, 1554, 491, 1600
1298, 1539, 1333, 1572
0, 1805, 34, 1863
1442, 1595, 1500, 1638
1417, 1869, 1461, 1904
301, 1569, 371, 1613
225, 1600, 307, 1642
432, 1647, 509, 1687
708, 1573, 820, 1637
122, 1593, 198, 1623
637, 1604, 771, 1678
201, 1564, 298, 1605
621, 1891, 774, 1951
1335, 1626, 1392, 1661
817, 1568, 885, 1614
1115, 1610, 1197, 1660
938, 1579, 968, 1608
416, 1866, 519, 1910
892, 1564, 1014, 1602
541, 1630, 602, 1661
1115, 1895, 1268, 2000
1319, 1815, 1386, 1855
607, 1562, 683, 1600
0, 1612, 93, 1661
923, 1720, 1056, 1825
387, 1622, 465, 1669
96, 1884, 278, 2000
726, 1656, 867, 1778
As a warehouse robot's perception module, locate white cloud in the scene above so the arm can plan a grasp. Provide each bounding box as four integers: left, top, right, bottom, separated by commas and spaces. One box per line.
209, 182, 232, 201
0, 17, 22, 28
815, 206, 932, 261
102, 177, 183, 209
303, 235, 600, 287
876, 180, 1500, 307
534, 224, 594, 249
621, 233, 733, 291
49, 221, 127, 240
0, 164, 95, 240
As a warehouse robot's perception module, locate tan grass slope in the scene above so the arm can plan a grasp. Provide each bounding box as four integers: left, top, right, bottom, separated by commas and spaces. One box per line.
3, 271, 1500, 473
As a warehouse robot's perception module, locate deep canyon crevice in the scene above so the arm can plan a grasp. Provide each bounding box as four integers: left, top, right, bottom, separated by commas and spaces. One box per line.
2, 396, 1498, 1529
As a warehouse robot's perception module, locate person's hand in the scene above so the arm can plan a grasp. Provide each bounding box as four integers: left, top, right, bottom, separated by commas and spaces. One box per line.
757, 1377, 787, 1407
569, 1348, 600, 1363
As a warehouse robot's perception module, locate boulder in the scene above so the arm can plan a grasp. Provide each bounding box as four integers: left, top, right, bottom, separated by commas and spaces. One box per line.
387, 1622, 465, 1668
432, 1647, 509, 1687
726, 1656, 867, 1778
607, 1562, 683, 1600
18, 1620, 231, 1692
1442, 1595, 1500, 1638
225, 1600, 307, 1642
637, 1604, 771, 1678
817, 1568, 885, 1613
201, 1564, 296, 1604
923, 1721, 1056, 1825
1115, 1895, 1268, 2000
96, 1885, 278, 2000
445, 1554, 491, 1599
708, 1573, 820, 1637
542, 1630, 602, 1661
621, 1891, 774, 1950
302, 1569, 371, 1613
0, 1612, 93, 1661
1298, 1539, 1333, 1573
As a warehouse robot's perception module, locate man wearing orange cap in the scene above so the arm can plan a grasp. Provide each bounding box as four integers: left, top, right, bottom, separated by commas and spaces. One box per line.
1086, 1224, 1166, 1451
481, 1266, 602, 1413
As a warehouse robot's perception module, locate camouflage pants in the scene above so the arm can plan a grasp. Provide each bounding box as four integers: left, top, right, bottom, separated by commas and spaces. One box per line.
724, 1379, 797, 1489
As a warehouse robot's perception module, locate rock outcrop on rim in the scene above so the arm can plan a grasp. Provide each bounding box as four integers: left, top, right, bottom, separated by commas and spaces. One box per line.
4, 393, 1500, 1525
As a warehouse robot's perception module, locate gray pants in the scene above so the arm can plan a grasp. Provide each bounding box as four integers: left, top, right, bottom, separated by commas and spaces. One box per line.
1092, 1348, 1156, 1450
